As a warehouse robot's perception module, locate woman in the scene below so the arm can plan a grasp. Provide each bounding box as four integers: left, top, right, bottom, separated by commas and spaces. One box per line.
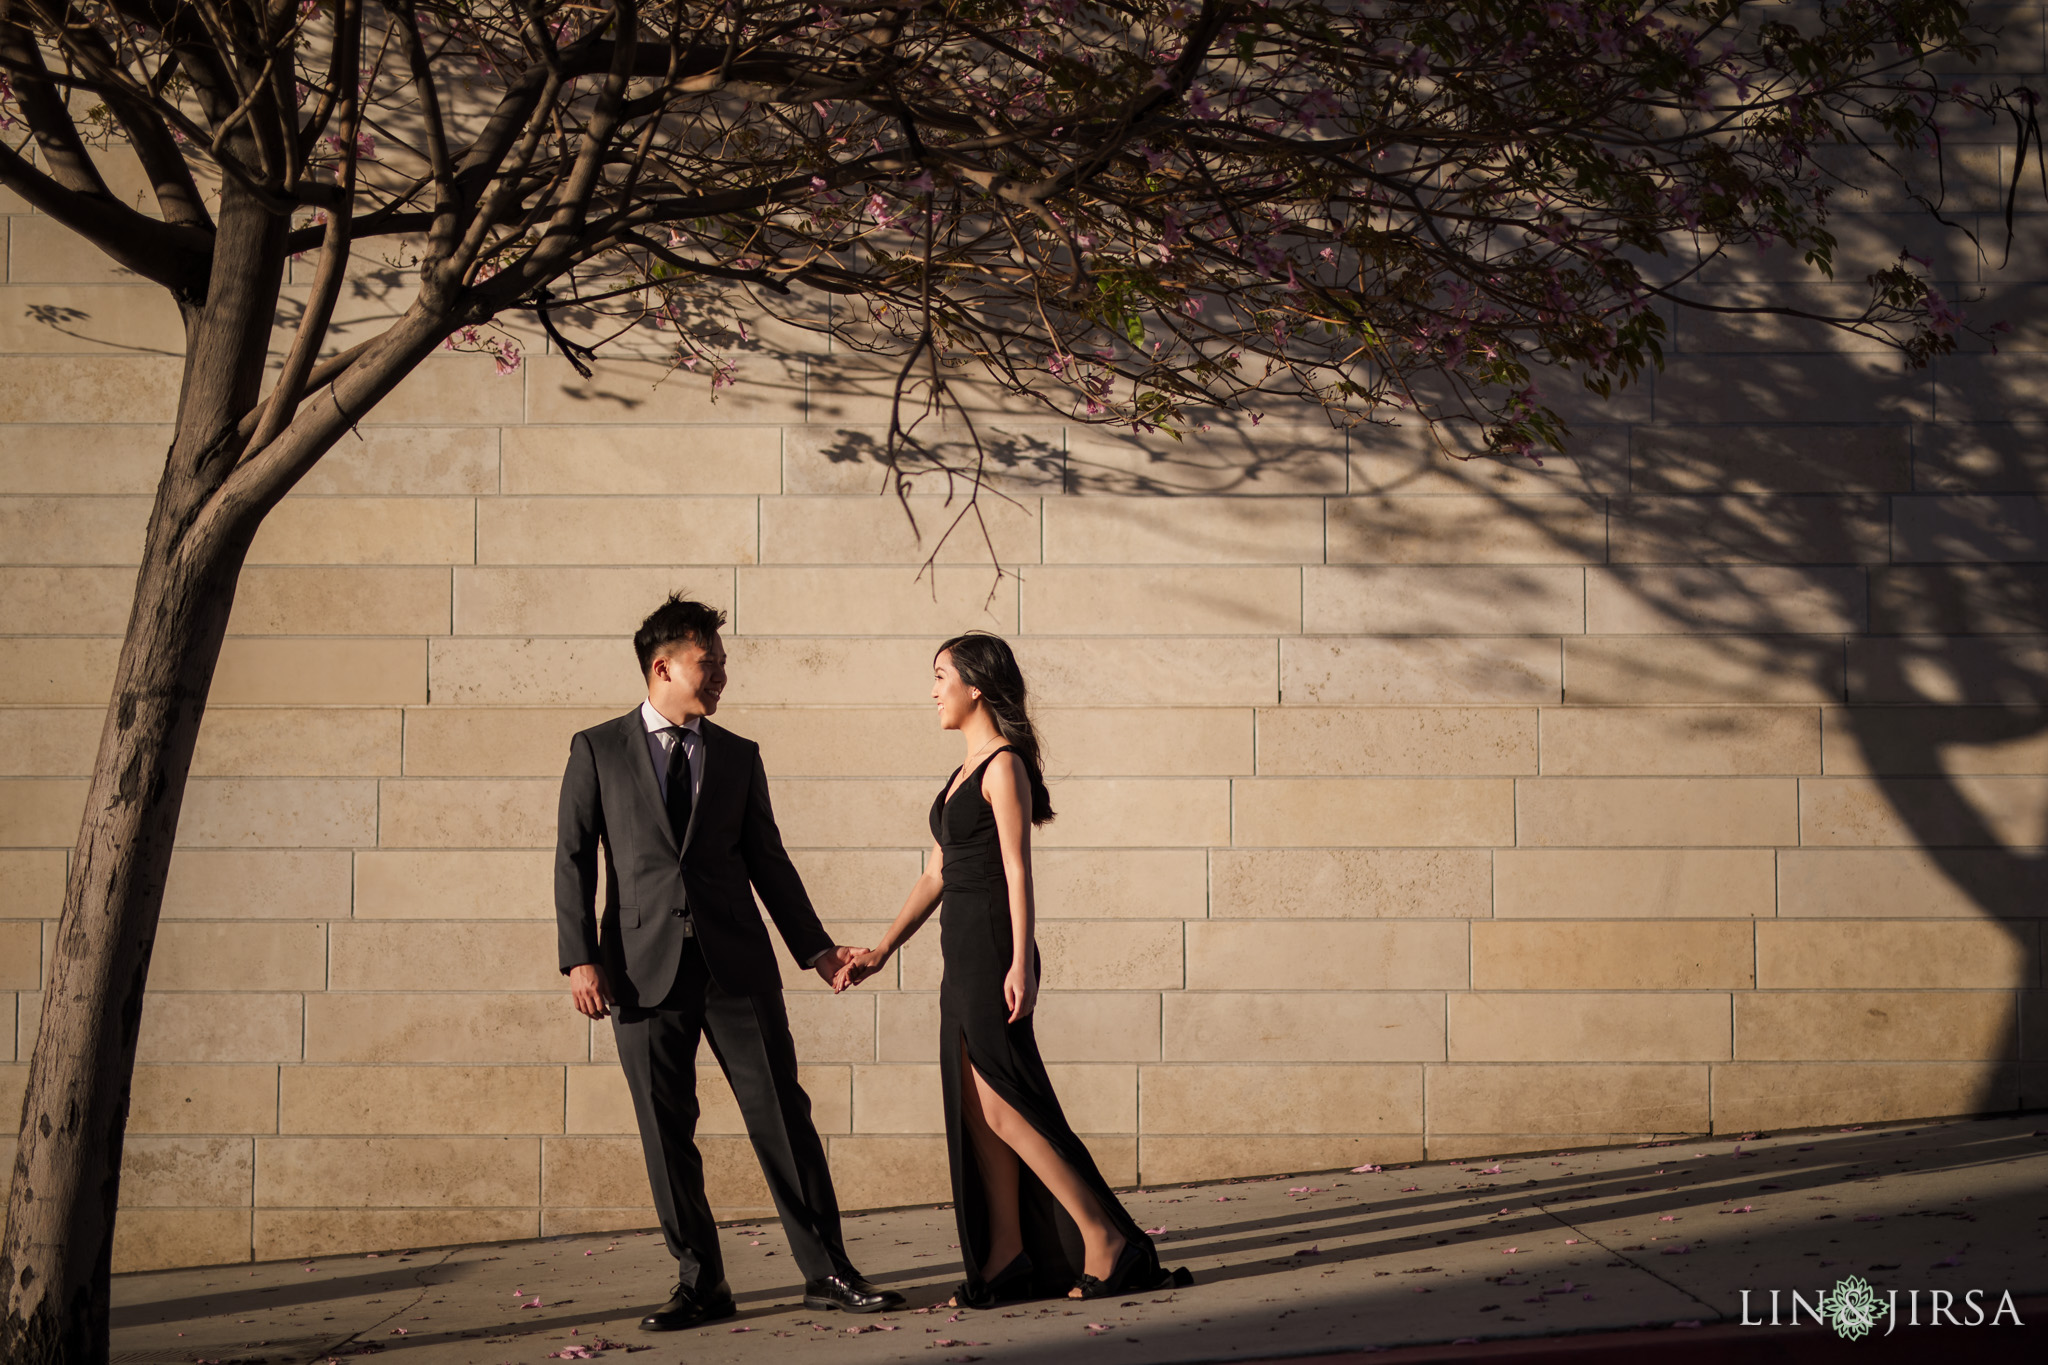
835, 632, 1191, 1309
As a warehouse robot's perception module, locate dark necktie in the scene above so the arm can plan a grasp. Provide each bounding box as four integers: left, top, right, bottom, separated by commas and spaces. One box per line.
665, 728, 694, 845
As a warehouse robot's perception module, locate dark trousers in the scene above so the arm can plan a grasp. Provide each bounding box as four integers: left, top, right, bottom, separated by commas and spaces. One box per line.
611, 938, 849, 1289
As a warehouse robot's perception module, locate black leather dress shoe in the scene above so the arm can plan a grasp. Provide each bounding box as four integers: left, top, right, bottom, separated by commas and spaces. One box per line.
802, 1272, 905, 1313
639, 1279, 736, 1331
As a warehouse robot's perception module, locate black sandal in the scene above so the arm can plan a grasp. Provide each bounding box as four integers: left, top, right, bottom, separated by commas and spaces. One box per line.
952, 1251, 1034, 1309
1071, 1239, 1145, 1300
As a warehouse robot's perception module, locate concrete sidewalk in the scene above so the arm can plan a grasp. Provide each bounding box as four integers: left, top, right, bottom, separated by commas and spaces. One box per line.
111, 1113, 2048, 1365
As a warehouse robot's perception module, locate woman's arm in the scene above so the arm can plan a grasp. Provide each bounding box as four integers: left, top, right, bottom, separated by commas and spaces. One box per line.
983, 752, 1038, 1022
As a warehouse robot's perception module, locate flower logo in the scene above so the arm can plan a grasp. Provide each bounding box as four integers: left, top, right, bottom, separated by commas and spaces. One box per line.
1820, 1275, 1883, 1341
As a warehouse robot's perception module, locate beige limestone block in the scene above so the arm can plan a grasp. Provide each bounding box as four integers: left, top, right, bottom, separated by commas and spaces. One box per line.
1893, 495, 2048, 563
1043, 1064, 1140, 1133
1326, 496, 1605, 565
1210, 848, 1492, 919
1303, 566, 1583, 635
736, 565, 1019, 636
1139, 1134, 1421, 1183
0, 640, 119, 705
1709, 1061, 2013, 1132
1256, 707, 1536, 776
6, 216, 142, 283
1630, 425, 1912, 494
787, 849, 923, 914
1540, 707, 1822, 777
759, 495, 1042, 564
822, 1135, 952, 1209
0, 708, 99, 776
541, 1208, 672, 1236
305, 994, 586, 1064
1564, 636, 1843, 705
229, 566, 451, 636
428, 639, 644, 707
564, 1065, 638, 1135
1516, 777, 1798, 847
718, 637, 938, 705
1281, 637, 1561, 705
212, 639, 427, 706
1036, 777, 1233, 848
1610, 496, 1890, 564
771, 778, 939, 848
113, 1210, 251, 1273
851, 1063, 940, 1133
781, 424, 1065, 496
279, 1065, 565, 1135
0, 425, 163, 492
377, 778, 555, 849
129, 1065, 280, 1134
1495, 849, 1775, 919
400, 707, 617, 777
1034, 849, 1207, 920
1799, 775, 2048, 846
784, 991, 877, 1063
0, 495, 151, 563
296, 427, 499, 496
191, 708, 401, 778
0, 852, 65, 919
1065, 423, 1347, 496
873, 993, 939, 1063
1779, 849, 2048, 918
150, 923, 327, 992
1756, 921, 2035, 989
1042, 496, 1323, 564
1033, 708, 1254, 778
329, 923, 560, 992
1037, 921, 1183, 992
257, 1135, 539, 1206
352, 850, 554, 920
0, 1065, 17, 1112
1473, 921, 1755, 990
1019, 637, 1279, 706
354, 356, 524, 426
1734, 991, 2016, 1061
526, 355, 804, 425
1447, 992, 1732, 1062
1162, 992, 1444, 1062
1584, 566, 1866, 634
1022, 565, 1300, 635
1139, 1063, 1421, 1134
0, 565, 136, 632
0, 358, 179, 423
120, 1136, 253, 1208
162, 850, 351, 920
1185, 921, 1468, 991
453, 567, 734, 637
246, 498, 474, 566
0, 284, 180, 355
1844, 636, 2048, 706
253, 1208, 535, 1262
0, 779, 86, 846
0, 923, 39, 989
1424, 1064, 1710, 1135
1912, 421, 2048, 493
1347, 431, 1624, 498
1822, 706, 2048, 775
502, 427, 780, 494
710, 706, 956, 779
176, 778, 377, 848
477, 496, 757, 566
1233, 778, 1515, 847
1650, 356, 1930, 424
137, 993, 303, 1063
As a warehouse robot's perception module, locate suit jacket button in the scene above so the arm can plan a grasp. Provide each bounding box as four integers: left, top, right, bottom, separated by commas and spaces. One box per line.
672, 908, 686, 917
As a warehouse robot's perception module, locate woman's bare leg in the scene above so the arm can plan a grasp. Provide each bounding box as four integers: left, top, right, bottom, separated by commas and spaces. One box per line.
959, 1049, 1126, 1296
950, 1038, 1025, 1300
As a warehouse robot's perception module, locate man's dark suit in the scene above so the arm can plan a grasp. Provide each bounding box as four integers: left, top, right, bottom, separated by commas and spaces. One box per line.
556, 709, 849, 1291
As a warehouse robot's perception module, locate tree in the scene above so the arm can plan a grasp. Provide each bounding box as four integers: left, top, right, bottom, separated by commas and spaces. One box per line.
0, 1, 2030, 1361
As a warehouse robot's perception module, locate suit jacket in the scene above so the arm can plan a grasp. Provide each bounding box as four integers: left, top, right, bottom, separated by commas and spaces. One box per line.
555, 710, 833, 1003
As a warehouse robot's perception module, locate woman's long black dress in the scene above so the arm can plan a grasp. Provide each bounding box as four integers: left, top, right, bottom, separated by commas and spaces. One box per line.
933, 746, 1185, 1300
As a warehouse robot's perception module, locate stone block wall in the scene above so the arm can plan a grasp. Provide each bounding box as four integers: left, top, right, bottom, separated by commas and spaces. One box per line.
3, 7, 2046, 1273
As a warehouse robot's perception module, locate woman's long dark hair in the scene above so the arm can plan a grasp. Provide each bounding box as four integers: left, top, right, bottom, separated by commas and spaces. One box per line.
938, 631, 1055, 826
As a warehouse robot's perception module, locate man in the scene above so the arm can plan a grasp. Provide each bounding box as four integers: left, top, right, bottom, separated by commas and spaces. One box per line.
556, 595, 904, 1328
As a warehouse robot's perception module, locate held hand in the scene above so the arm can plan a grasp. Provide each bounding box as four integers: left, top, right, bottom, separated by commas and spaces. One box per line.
831, 947, 888, 993
568, 963, 613, 1020
814, 945, 856, 989
1003, 959, 1038, 1023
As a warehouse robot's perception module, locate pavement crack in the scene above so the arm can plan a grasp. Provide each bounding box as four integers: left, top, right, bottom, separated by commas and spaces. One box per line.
297, 1250, 461, 1365
1530, 1202, 1726, 1321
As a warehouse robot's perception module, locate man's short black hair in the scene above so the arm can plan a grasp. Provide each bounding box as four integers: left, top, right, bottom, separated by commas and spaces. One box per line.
634, 595, 728, 677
